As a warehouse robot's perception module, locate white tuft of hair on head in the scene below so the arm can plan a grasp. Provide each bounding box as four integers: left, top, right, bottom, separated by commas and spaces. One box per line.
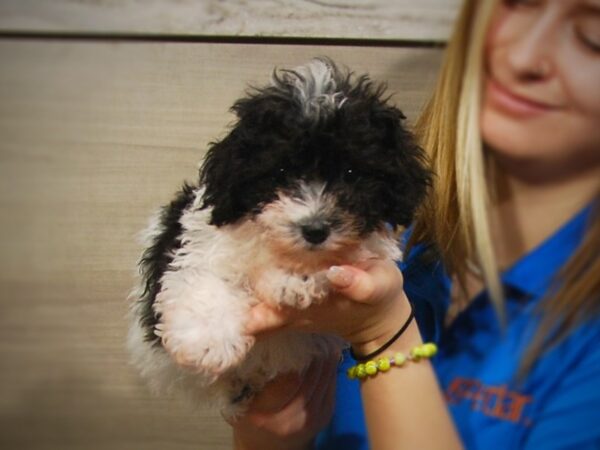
274, 57, 348, 121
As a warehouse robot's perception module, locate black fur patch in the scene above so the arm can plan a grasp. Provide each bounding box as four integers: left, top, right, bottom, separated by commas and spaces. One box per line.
137, 183, 196, 344
199, 59, 432, 233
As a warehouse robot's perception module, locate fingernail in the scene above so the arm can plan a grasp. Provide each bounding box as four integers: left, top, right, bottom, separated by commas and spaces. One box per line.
327, 266, 354, 287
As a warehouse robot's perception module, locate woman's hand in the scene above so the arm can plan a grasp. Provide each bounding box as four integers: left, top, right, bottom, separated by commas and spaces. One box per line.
231, 258, 412, 449
246, 258, 411, 356
229, 355, 339, 450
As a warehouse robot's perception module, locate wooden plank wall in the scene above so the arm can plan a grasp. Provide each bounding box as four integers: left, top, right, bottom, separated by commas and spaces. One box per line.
0, 2, 459, 449
0, 0, 459, 40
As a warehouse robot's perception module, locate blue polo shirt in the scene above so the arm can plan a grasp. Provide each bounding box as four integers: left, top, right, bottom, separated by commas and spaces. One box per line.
317, 203, 599, 449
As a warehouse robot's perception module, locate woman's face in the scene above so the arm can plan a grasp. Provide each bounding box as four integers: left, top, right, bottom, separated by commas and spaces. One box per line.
481, 0, 600, 180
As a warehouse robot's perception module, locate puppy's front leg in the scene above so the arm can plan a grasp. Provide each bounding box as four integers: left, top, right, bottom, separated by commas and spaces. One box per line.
154, 270, 255, 377
254, 269, 329, 309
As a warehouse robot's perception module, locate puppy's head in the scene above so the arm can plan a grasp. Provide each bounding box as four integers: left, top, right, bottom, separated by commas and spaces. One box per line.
199, 57, 431, 262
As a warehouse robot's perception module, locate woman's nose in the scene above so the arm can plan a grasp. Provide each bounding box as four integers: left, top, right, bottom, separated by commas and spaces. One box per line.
505, 14, 555, 81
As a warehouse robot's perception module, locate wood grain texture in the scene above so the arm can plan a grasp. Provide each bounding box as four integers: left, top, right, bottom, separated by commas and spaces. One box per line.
0, 0, 460, 41
0, 40, 442, 449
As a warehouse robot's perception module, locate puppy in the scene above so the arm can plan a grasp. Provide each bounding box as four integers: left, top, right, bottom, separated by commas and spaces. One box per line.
127, 57, 431, 418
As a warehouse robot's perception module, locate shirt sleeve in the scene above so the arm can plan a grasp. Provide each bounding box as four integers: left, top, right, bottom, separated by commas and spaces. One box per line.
522, 332, 600, 449
399, 242, 449, 344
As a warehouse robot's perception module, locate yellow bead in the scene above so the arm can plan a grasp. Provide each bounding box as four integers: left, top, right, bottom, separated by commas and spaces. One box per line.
394, 352, 406, 366
376, 357, 391, 372
347, 366, 357, 379
356, 364, 367, 379
365, 361, 378, 376
410, 346, 423, 360
422, 343, 438, 358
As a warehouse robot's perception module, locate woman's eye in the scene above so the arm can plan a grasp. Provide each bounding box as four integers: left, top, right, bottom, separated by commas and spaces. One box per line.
504, 0, 541, 8
575, 26, 600, 53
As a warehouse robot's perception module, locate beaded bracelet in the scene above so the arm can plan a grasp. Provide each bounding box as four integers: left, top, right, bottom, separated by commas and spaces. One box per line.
350, 301, 415, 362
346, 342, 438, 380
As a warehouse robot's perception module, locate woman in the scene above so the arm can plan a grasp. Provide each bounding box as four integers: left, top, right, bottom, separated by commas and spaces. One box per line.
232, 0, 600, 448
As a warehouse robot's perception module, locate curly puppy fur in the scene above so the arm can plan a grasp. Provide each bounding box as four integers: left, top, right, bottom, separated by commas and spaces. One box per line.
127, 57, 432, 418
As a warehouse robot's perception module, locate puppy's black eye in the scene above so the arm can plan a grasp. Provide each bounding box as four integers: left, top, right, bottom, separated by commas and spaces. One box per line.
343, 168, 361, 183
272, 167, 287, 183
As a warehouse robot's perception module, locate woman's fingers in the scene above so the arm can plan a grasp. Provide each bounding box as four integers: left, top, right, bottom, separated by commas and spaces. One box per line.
246, 370, 304, 416
327, 265, 377, 302
248, 359, 322, 433
303, 353, 339, 431
245, 259, 405, 340
245, 302, 295, 336
327, 259, 403, 304
245, 355, 338, 437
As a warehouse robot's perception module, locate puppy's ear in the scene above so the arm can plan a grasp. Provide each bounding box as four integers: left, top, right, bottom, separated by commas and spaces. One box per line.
199, 130, 246, 226
198, 90, 295, 227
373, 106, 433, 227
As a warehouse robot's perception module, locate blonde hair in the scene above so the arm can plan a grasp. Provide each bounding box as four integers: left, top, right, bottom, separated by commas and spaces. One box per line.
411, 0, 600, 376
411, 0, 501, 314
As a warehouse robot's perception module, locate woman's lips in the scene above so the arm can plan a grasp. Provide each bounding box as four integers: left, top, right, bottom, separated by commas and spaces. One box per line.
485, 78, 560, 118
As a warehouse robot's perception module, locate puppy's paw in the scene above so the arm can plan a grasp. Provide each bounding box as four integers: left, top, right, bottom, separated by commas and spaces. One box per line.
306, 271, 330, 304
152, 271, 255, 377
285, 272, 329, 308
256, 271, 329, 309
157, 322, 255, 376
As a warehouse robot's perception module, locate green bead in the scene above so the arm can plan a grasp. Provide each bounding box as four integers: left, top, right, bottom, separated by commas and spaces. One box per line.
356, 364, 367, 379
425, 342, 437, 356
394, 352, 406, 366
376, 357, 391, 372
423, 342, 438, 357
412, 345, 426, 360
347, 366, 357, 379
365, 361, 378, 376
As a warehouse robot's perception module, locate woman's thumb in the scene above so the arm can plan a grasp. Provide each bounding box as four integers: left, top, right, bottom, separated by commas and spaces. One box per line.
245, 302, 289, 336
326, 265, 376, 303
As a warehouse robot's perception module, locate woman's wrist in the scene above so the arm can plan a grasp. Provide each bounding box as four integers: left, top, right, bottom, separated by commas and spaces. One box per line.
348, 290, 415, 358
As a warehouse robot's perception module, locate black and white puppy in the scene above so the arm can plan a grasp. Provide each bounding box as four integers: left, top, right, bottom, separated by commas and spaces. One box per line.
127, 57, 431, 418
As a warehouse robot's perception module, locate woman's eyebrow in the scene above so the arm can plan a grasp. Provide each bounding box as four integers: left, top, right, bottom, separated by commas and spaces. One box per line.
580, 2, 600, 15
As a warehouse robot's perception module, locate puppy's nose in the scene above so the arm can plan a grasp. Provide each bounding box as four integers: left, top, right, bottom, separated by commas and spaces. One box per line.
301, 223, 330, 245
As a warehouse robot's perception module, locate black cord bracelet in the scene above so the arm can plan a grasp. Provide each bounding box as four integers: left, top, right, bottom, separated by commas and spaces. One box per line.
350, 301, 415, 362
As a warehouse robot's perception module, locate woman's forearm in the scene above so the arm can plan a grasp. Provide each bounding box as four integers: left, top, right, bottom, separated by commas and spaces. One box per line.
358, 298, 463, 450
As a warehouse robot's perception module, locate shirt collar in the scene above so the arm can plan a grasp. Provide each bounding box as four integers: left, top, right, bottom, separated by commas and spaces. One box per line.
501, 202, 593, 299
